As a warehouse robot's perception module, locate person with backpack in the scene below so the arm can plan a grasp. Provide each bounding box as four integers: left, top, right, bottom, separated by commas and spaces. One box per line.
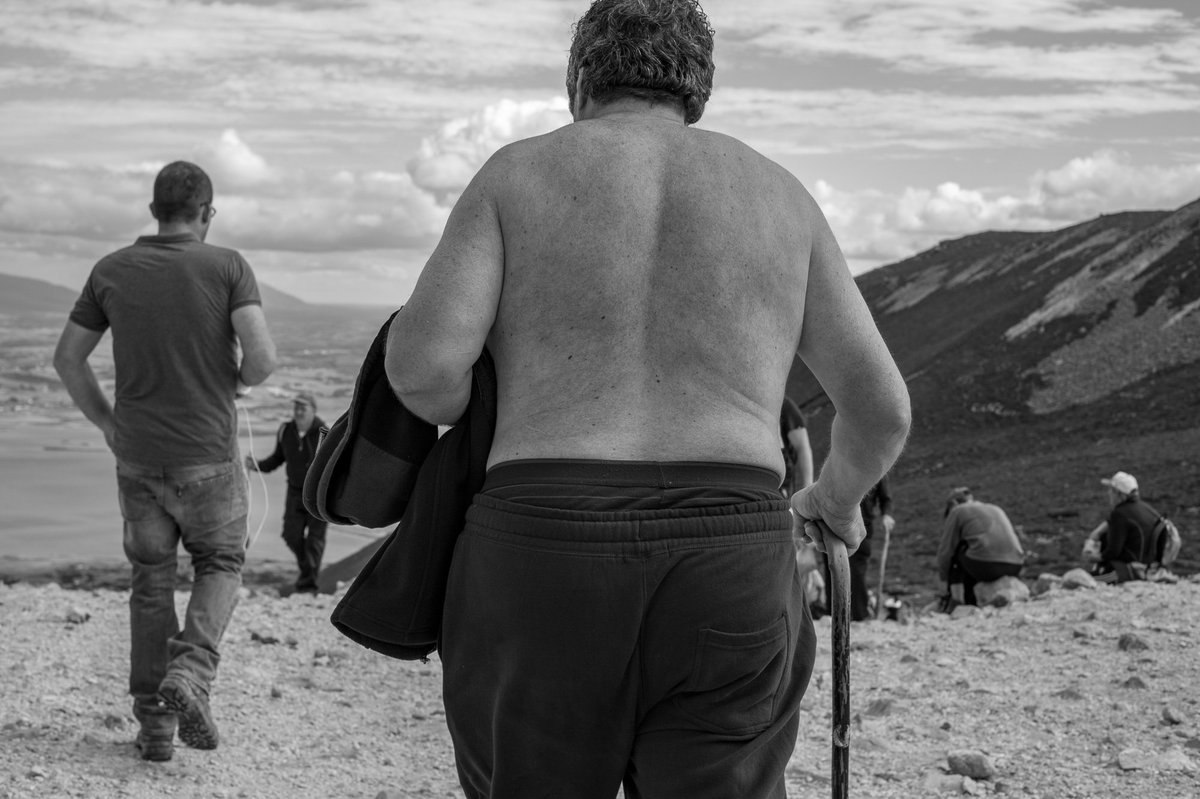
1083, 471, 1163, 583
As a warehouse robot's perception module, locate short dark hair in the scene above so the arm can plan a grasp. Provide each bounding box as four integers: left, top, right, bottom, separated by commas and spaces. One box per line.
567, 0, 715, 125
152, 161, 213, 223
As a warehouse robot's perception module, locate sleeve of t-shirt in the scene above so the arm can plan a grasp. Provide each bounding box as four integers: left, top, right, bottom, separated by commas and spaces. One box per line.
228, 253, 262, 311
67, 272, 110, 332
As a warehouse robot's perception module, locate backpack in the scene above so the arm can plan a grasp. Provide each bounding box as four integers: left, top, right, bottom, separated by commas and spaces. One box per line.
1153, 516, 1183, 567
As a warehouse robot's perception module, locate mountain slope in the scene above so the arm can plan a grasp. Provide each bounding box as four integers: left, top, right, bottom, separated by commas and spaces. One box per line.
0, 273, 80, 315
790, 200, 1200, 436
0, 272, 323, 319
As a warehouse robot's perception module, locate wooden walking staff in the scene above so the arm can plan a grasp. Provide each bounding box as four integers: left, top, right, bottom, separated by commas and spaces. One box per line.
825, 532, 852, 799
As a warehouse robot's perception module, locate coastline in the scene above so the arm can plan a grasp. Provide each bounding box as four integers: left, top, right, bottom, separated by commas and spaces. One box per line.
0, 554, 302, 592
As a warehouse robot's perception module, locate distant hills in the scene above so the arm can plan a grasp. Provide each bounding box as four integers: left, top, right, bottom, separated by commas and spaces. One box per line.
790, 197, 1200, 440
0, 273, 84, 315
0, 272, 374, 321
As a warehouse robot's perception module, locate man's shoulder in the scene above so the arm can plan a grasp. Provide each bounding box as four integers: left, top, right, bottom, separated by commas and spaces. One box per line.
188, 240, 249, 265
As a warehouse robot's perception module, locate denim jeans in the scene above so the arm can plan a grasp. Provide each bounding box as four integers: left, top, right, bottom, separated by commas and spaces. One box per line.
116, 458, 247, 729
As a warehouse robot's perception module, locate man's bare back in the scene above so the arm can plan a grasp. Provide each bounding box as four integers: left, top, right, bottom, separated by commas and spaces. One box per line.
470, 114, 818, 474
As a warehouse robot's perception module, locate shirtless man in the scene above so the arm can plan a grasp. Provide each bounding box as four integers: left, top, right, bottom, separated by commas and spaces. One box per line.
386, 1, 910, 795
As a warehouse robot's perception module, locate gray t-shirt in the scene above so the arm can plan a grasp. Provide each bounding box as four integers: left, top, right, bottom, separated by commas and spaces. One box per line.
69, 233, 262, 466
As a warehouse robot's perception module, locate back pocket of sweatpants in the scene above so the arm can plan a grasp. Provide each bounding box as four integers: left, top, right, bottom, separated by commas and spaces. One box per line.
677, 615, 789, 735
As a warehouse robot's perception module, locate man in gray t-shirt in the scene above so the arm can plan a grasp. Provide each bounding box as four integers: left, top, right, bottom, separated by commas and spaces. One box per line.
54, 161, 277, 762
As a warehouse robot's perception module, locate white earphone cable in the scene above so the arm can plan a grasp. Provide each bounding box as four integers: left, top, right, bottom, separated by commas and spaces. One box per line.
237, 400, 270, 550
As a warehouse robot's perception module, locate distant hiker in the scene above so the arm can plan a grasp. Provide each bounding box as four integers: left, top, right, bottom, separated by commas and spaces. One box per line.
53, 161, 277, 762
1083, 471, 1161, 583
781, 397, 823, 614
937, 487, 1025, 608
382, 0, 911, 794
246, 392, 327, 594
780, 395, 814, 497
850, 476, 895, 621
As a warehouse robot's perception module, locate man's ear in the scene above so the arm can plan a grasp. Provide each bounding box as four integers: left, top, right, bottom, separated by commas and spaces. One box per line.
572, 68, 587, 120
148, 202, 160, 221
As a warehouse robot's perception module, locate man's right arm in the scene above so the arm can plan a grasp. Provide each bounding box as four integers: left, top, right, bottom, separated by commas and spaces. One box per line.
231, 305, 277, 387
790, 195, 911, 553
53, 321, 116, 449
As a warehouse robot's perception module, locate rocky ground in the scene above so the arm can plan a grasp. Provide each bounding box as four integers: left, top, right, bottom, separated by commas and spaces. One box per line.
2, 571, 1198, 799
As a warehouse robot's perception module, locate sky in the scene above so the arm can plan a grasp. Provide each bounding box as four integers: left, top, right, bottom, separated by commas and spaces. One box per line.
1, 0, 1198, 306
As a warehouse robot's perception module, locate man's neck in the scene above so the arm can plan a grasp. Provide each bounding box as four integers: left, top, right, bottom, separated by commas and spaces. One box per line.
577, 97, 687, 125
156, 220, 205, 240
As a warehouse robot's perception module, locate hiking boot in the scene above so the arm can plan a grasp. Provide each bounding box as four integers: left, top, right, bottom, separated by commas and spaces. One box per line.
135, 728, 175, 762
157, 677, 219, 750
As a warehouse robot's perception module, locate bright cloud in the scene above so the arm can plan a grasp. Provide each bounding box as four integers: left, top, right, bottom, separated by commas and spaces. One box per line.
408, 98, 572, 200
819, 150, 1200, 272
201, 130, 274, 189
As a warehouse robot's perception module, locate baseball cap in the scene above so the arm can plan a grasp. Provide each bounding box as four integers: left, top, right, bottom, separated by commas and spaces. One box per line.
1101, 471, 1138, 495
293, 392, 317, 411
946, 486, 973, 505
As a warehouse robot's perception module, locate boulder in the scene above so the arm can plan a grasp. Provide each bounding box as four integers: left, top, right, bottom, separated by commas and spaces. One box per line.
950, 604, 981, 620
974, 576, 1030, 607
1032, 573, 1063, 596
947, 749, 997, 779
1061, 568, 1098, 590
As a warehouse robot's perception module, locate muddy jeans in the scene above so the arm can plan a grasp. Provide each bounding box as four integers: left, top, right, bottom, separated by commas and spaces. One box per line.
116, 458, 247, 730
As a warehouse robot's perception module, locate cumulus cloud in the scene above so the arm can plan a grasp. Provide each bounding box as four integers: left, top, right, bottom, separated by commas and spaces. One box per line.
408, 98, 572, 201
0, 103, 579, 258
1029, 150, 1200, 220
198, 129, 274, 189
821, 150, 1200, 273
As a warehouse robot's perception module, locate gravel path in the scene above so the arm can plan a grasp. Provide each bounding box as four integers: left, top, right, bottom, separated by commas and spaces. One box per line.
2, 576, 1198, 798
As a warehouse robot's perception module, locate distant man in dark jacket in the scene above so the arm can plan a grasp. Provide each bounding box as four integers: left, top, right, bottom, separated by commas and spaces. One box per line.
247, 393, 327, 593
1083, 471, 1160, 583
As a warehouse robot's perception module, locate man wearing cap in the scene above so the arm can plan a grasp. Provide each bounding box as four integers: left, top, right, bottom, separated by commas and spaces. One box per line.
247, 393, 327, 593
937, 487, 1025, 607
1084, 471, 1161, 583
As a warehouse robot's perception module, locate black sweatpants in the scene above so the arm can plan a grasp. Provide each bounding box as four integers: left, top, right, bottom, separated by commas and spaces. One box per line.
441, 459, 815, 799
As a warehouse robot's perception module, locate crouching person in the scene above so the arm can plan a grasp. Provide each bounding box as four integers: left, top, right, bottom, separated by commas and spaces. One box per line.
937, 487, 1025, 608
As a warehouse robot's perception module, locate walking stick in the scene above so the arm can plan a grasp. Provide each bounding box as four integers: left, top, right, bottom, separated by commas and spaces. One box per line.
875, 518, 891, 620
825, 531, 851, 799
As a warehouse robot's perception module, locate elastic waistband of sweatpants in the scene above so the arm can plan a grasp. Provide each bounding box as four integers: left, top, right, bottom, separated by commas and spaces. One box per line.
484, 458, 783, 492
471, 460, 792, 544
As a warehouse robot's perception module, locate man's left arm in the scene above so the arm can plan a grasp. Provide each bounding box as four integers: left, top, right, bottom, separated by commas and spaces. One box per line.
386, 164, 504, 425
53, 321, 115, 450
